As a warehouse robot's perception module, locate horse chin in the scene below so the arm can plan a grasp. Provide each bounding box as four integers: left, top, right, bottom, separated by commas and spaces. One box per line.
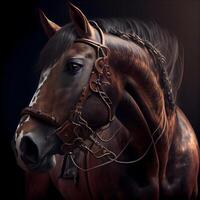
24, 155, 56, 172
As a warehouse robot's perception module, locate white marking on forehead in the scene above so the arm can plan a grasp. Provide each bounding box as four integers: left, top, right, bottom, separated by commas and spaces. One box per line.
29, 65, 55, 107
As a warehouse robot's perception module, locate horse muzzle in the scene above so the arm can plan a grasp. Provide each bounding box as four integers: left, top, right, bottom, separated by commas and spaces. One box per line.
14, 129, 62, 172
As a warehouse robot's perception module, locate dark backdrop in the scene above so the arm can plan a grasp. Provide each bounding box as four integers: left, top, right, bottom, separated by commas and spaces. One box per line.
1, 0, 200, 199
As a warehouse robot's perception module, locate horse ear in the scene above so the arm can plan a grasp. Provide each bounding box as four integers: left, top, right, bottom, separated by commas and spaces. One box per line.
39, 10, 61, 38
68, 3, 94, 38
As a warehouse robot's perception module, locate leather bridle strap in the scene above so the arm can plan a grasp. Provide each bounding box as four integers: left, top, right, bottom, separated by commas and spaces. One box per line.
75, 38, 108, 57
21, 107, 59, 127
90, 20, 105, 45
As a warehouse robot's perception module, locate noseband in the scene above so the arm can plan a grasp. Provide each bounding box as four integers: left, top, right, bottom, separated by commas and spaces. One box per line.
21, 22, 115, 156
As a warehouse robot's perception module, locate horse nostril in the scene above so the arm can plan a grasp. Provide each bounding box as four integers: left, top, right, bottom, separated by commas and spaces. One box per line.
20, 136, 39, 164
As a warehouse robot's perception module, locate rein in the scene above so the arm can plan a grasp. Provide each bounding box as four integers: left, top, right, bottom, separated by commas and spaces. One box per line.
21, 22, 166, 172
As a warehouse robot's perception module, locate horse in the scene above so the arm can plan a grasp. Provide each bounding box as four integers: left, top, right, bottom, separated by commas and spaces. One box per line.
13, 3, 199, 200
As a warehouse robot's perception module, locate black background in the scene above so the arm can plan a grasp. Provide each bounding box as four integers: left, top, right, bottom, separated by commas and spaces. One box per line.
1, 0, 200, 199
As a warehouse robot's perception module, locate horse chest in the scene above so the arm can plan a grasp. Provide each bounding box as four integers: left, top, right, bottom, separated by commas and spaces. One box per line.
50, 147, 145, 199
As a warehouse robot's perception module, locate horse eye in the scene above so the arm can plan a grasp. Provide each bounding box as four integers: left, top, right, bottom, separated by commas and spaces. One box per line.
65, 62, 83, 75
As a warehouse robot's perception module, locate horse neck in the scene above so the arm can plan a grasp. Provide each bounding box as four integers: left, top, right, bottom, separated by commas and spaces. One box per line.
107, 34, 174, 173
113, 45, 169, 166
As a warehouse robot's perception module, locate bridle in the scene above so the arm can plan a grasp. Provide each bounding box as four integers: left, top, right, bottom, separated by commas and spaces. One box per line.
21, 21, 115, 157
20, 21, 168, 172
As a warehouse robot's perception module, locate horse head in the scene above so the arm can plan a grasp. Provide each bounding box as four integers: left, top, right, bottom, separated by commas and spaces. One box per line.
13, 3, 124, 171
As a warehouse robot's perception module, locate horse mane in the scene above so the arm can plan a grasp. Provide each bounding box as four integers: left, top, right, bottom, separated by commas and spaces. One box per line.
38, 18, 184, 110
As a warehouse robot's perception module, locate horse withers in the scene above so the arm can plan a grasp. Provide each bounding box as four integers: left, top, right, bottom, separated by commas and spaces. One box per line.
13, 3, 199, 200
